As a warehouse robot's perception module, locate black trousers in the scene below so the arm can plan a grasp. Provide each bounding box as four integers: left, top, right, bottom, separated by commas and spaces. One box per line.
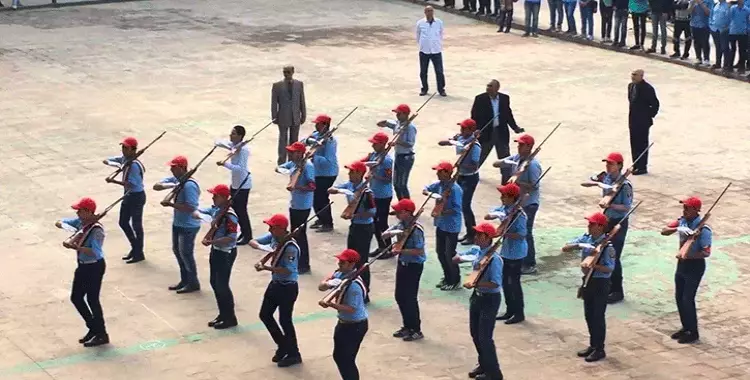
259, 281, 300, 355
599, 3, 613, 39
71, 259, 107, 334
458, 174, 479, 239
469, 292, 502, 378
478, 0, 491, 13
498, 10, 513, 32
395, 262, 424, 332
209, 248, 237, 320
675, 260, 705, 334
628, 124, 650, 171
605, 217, 629, 294
436, 228, 460, 285
347, 223, 374, 292
231, 188, 252, 241
373, 197, 393, 250
119, 191, 145, 258
673, 20, 692, 56
501, 258, 524, 316
729, 34, 748, 71
333, 319, 368, 380
289, 208, 311, 271
479, 129, 512, 183
583, 277, 610, 349
631, 12, 647, 47
314, 176, 337, 226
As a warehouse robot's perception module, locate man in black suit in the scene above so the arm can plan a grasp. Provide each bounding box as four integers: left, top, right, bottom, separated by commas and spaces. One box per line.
472, 79, 524, 183
628, 69, 659, 175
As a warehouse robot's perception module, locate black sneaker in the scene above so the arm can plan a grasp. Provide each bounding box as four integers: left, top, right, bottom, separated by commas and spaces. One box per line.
403, 330, 424, 342
468, 365, 484, 378
126, 256, 145, 264
440, 283, 460, 291
315, 225, 334, 233
207, 316, 221, 327
678, 331, 699, 344
670, 329, 686, 340
213, 318, 238, 329
309, 221, 322, 229
660, 47, 667, 55
168, 283, 184, 291
607, 292, 624, 304
585, 349, 606, 362
521, 265, 537, 275
435, 279, 446, 288
577, 346, 595, 357
393, 327, 409, 338
439, 91, 447, 97
670, 52, 680, 58
496, 312, 513, 321
460, 237, 475, 246
419, 90, 428, 96
83, 334, 110, 347
646, 47, 656, 53
176, 285, 200, 294
277, 354, 302, 368
78, 330, 96, 344
504, 314, 525, 325
272, 349, 287, 363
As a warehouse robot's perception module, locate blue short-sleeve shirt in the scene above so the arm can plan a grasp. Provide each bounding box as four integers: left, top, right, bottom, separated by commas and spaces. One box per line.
392, 221, 426, 264
280, 160, 316, 210
62, 217, 105, 262
161, 177, 201, 228
601, 174, 633, 220
332, 271, 369, 321
676, 216, 713, 259
197, 206, 239, 250
366, 152, 394, 199
334, 181, 376, 224
456, 136, 481, 176
425, 181, 463, 233
465, 245, 503, 294
256, 232, 300, 283
496, 205, 528, 260
108, 156, 145, 193
305, 131, 339, 178
569, 234, 616, 278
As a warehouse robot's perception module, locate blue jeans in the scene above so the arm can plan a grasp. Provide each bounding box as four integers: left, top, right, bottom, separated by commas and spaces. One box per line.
522, 203, 538, 267
549, 0, 564, 27
710, 29, 729, 66
563, 1, 577, 33
418, 52, 445, 93
172, 225, 200, 287
524, 2, 541, 34
394, 153, 414, 200
613, 8, 628, 44
469, 292, 502, 378
580, 4, 594, 37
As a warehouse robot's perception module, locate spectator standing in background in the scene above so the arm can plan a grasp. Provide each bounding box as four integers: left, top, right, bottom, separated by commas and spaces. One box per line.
478, 0, 492, 15
580, 0, 596, 40
708, 0, 730, 70
460, 0, 478, 14
613, 0, 630, 47
629, 0, 649, 50
689, 0, 714, 66
549, 0, 565, 31
417, 6, 447, 97
497, 0, 516, 33
564, 0, 579, 34
600, 0, 614, 42
627, 69, 660, 175
647, 0, 671, 54
728, 0, 749, 74
671, 0, 693, 59
524, 0, 542, 37
271, 66, 307, 166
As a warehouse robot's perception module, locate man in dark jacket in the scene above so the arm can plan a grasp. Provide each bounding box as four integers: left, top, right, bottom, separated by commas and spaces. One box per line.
627, 69, 659, 175
471, 79, 524, 183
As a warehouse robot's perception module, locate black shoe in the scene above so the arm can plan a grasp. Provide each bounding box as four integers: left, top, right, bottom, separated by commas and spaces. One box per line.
521, 265, 537, 275
309, 221, 322, 229
393, 327, 409, 338
577, 346, 594, 357
670, 328, 686, 340
435, 279, 446, 288
522, 32, 530, 37
495, 312, 513, 321
607, 292, 624, 304
272, 349, 287, 363
126, 256, 144, 264
419, 90, 428, 96
468, 365, 484, 378
678, 331, 699, 344
168, 283, 184, 291
440, 283, 460, 291
459, 6, 469, 11
504, 314, 525, 325
315, 225, 334, 232
122, 253, 133, 260
629, 45, 641, 50
237, 239, 250, 246
458, 234, 468, 242
299, 267, 311, 274
632, 168, 648, 175
277, 354, 302, 367
660, 47, 667, 55
585, 349, 606, 362
439, 91, 447, 97
475, 373, 503, 380
460, 237, 475, 246
670, 52, 680, 58
213, 318, 238, 329
207, 316, 221, 327
680, 55, 689, 60
83, 334, 109, 347
78, 330, 96, 344
403, 330, 424, 342
176, 285, 200, 294
646, 47, 656, 53
711, 63, 721, 69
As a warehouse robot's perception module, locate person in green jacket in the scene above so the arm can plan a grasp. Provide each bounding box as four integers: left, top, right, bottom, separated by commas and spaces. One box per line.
629, 0, 650, 49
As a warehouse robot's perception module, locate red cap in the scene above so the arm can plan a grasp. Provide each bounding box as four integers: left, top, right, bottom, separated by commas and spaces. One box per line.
286, 141, 306, 153
603, 152, 624, 164
458, 118, 477, 129
208, 184, 231, 198
514, 134, 535, 145
432, 161, 454, 172
390, 199, 416, 214
120, 137, 138, 148
368, 132, 390, 145
473, 222, 498, 236
392, 104, 411, 114
335, 248, 361, 263
680, 196, 702, 210
585, 212, 609, 226
263, 214, 289, 229
313, 114, 332, 124
497, 183, 521, 197
168, 155, 188, 168
345, 161, 368, 173
71, 197, 97, 213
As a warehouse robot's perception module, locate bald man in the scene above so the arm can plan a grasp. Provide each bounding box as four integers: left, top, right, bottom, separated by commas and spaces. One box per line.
627, 69, 659, 175
272, 65, 307, 166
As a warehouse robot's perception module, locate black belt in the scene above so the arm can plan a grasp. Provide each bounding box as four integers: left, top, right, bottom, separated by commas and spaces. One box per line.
396, 152, 415, 157
78, 258, 104, 265
338, 318, 368, 324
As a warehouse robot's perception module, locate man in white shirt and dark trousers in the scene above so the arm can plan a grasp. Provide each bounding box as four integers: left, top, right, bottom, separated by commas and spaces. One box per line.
216, 125, 253, 245
417, 6, 447, 97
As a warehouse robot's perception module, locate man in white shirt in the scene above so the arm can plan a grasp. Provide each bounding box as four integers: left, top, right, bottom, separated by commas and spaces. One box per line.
416, 6, 447, 97
216, 125, 253, 245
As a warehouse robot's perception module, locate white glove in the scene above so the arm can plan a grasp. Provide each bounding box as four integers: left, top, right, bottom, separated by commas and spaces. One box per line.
60, 222, 78, 233
338, 189, 354, 197
488, 211, 507, 221
577, 243, 596, 250
385, 229, 404, 237
214, 140, 233, 150
256, 244, 275, 253
677, 226, 695, 236
596, 183, 614, 190
449, 140, 464, 148
194, 212, 213, 224
326, 278, 343, 287
103, 160, 122, 168
364, 161, 379, 168
427, 193, 442, 200
502, 158, 519, 166
276, 167, 292, 175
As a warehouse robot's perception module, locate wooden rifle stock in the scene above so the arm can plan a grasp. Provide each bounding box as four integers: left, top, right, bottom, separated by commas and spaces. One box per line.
64, 193, 129, 246
508, 123, 560, 184
218, 121, 274, 165
430, 171, 461, 218
106, 131, 166, 182
257, 202, 333, 267
677, 183, 731, 259
393, 195, 432, 251
340, 179, 370, 219
464, 206, 525, 288
598, 143, 654, 209
201, 173, 251, 243
163, 146, 217, 204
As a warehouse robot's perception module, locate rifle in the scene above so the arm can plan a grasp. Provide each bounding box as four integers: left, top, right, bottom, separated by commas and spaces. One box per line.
63, 193, 129, 247
577, 201, 643, 298
340, 179, 371, 219
255, 202, 334, 268
676, 183, 731, 259
201, 173, 251, 245
162, 146, 217, 204
304, 107, 358, 153
451, 117, 496, 170
318, 241, 396, 307
218, 121, 275, 165
430, 170, 461, 218
105, 131, 166, 182
508, 123, 560, 184
384, 93, 435, 148
598, 143, 653, 209
392, 194, 433, 251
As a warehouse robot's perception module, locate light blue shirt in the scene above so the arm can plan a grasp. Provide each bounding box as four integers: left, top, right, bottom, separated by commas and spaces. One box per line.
218, 141, 251, 190
161, 176, 201, 228
107, 156, 144, 193
456, 136, 481, 176
490, 205, 528, 260
256, 233, 300, 283
508, 154, 542, 206
710, 1, 731, 31
366, 152, 394, 199
463, 245, 503, 294
601, 173, 633, 220
425, 181, 463, 233
197, 206, 239, 251
384, 120, 417, 155
333, 271, 368, 321
334, 181, 377, 224
279, 160, 316, 210
304, 131, 339, 177
691, 0, 715, 28
729, 4, 750, 34
490, 97, 500, 126
62, 217, 105, 262
390, 221, 426, 264
676, 216, 713, 259
568, 234, 616, 278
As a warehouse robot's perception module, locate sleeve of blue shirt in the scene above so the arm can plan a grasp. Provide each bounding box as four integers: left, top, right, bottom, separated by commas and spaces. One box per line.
256, 233, 273, 245
411, 227, 426, 249
181, 181, 200, 211
511, 213, 528, 238
86, 227, 105, 257
279, 161, 294, 170
225, 214, 239, 241
384, 120, 397, 131
526, 160, 542, 189
280, 244, 300, 271
468, 144, 481, 166
161, 176, 178, 184
382, 156, 394, 182
425, 182, 439, 193
401, 124, 416, 148
699, 227, 712, 251
304, 162, 316, 183
616, 183, 634, 208
107, 156, 125, 164
334, 181, 349, 190
568, 235, 585, 245
314, 138, 337, 167
197, 206, 213, 215
450, 184, 463, 212
61, 217, 82, 230
602, 246, 616, 272
486, 255, 503, 286
344, 281, 366, 310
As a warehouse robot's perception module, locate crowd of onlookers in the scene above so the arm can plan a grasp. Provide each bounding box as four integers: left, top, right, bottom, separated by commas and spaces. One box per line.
429, 0, 750, 77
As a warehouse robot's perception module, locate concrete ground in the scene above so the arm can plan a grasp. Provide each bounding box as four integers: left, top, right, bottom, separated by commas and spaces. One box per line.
1, 0, 750, 379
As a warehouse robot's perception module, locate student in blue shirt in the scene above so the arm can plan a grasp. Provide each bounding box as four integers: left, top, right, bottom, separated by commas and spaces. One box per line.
661, 196, 713, 344
318, 249, 369, 380
55, 197, 110, 347
561, 212, 615, 362
452, 222, 504, 380
382, 199, 427, 342
304, 114, 339, 233
495, 133, 543, 274
709, 0, 731, 69
329, 161, 376, 299
363, 131, 394, 256
487, 183, 528, 325
580, 152, 632, 304
153, 155, 202, 294
438, 118, 481, 247
193, 184, 240, 330
424, 161, 464, 291
103, 136, 146, 264
276, 141, 316, 274
214, 125, 253, 245
377, 103, 417, 200
250, 213, 303, 368
689, 0, 715, 65
728, 0, 749, 74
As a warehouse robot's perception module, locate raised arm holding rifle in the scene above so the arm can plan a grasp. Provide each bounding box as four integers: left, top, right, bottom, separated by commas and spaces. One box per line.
362, 132, 395, 258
